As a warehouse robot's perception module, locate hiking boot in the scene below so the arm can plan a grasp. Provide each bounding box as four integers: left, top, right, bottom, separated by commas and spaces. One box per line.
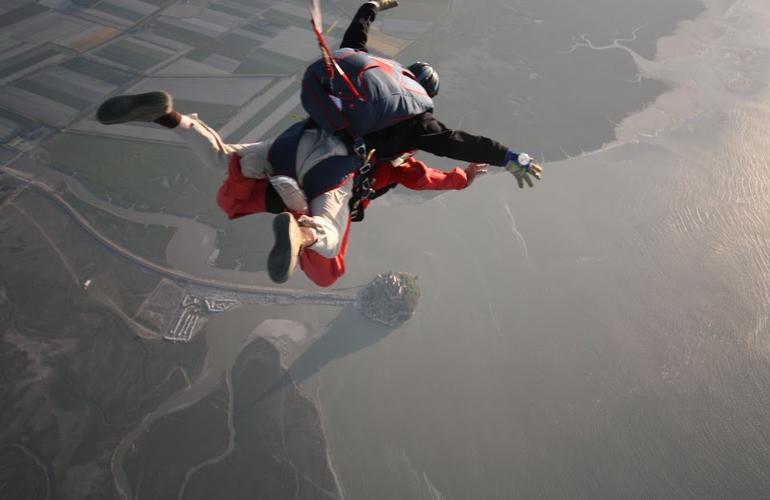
96, 91, 173, 124
268, 213, 303, 283
370, 0, 398, 11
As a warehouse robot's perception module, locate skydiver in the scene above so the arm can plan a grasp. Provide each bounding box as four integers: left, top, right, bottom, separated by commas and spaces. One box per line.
96, 92, 354, 284
94, 92, 487, 287
303, 0, 543, 189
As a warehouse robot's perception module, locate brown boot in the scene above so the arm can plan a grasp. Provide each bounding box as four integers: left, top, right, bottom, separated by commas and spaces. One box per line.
267, 214, 317, 283
370, 0, 398, 11
96, 91, 174, 125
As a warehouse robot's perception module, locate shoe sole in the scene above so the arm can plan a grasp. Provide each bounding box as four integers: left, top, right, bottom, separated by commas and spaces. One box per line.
96, 91, 173, 124
268, 213, 301, 283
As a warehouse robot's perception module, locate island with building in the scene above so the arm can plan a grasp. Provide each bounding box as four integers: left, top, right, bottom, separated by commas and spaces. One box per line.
128, 270, 421, 343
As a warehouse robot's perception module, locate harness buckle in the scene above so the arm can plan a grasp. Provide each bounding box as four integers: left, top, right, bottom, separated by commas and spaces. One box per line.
353, 138, 367, 160
348, 142, 378, 223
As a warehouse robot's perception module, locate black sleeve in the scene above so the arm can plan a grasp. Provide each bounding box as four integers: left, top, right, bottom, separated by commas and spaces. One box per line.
340, 2, 379, 51
362, 113, 510, 165
412, 113, 510, 166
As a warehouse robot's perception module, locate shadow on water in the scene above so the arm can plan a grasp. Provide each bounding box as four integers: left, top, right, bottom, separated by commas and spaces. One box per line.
253, 306, 398, 404
289, 306, 398, 383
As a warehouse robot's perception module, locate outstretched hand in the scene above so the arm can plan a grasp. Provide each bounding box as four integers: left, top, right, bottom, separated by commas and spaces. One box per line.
505, 152, 543, 189
507, 162, 543, 188
465, 163, 488, 186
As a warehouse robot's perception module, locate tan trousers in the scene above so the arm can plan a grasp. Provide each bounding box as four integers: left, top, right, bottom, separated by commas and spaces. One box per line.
174, 115, 350, 258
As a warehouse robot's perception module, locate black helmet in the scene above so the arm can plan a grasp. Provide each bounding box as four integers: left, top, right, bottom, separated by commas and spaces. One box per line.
407, 62, 440, 97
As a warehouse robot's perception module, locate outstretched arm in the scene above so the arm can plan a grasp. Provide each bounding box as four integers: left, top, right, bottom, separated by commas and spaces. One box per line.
365, 112, 510, 165
366, 112, 543, 189
382, 157, 487, 191
412, 113, 510, 166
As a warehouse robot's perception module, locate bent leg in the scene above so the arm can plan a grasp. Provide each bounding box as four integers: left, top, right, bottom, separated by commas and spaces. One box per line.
300, 220, 351, 287
300, 180, 352, 258
340, 2, 378, 50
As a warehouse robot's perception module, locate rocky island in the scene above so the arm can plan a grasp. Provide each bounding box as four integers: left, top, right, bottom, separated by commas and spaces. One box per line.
355, 272, 421, 326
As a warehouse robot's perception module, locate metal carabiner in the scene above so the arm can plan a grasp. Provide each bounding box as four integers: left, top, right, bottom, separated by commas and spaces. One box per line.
353, 138, 367, 159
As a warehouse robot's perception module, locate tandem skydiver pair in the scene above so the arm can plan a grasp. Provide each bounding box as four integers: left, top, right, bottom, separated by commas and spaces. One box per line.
95, 0, 542, 286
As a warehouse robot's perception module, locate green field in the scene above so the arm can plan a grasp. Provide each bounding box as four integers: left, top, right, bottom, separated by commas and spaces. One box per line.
13, 78, 92, 110
42, 133, 227, 223
0, 3, 47, 29
63, 58, 135, 86
63, 192, 177, 266
0, 44, 63, 80
95, 39, 172, 71
236, 48, 305, 75
225, 80, 300, 142
151, 21, 213, 49
92, 1, 144, 22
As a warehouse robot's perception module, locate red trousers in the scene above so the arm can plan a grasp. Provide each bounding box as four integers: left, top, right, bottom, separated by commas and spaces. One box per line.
299, 217, 352, 287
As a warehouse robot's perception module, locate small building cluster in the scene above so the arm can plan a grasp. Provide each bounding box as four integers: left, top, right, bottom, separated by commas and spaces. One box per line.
137, 279, 237, 342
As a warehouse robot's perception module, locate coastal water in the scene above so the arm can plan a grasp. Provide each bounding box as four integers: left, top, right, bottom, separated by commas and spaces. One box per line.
306, 0, 770, 498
